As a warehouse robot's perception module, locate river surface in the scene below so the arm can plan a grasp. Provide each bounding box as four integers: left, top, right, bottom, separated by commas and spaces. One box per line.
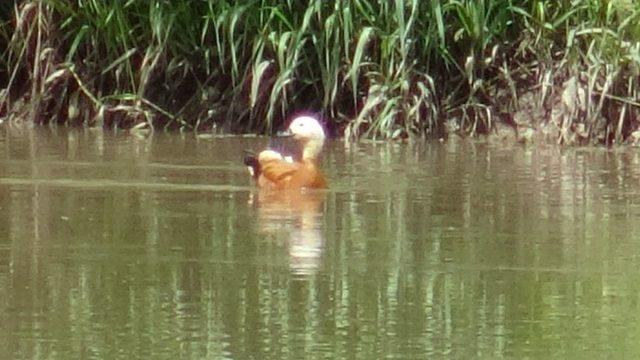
1, 127, 640, 359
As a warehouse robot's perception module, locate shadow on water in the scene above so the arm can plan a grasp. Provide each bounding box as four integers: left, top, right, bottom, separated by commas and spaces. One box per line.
1, 126, 640, 359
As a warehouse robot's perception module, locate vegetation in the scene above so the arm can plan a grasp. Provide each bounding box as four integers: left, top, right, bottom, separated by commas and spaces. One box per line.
1, 0, 640, 143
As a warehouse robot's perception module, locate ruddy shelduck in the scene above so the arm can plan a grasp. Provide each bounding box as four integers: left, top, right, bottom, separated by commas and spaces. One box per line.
244, 116, 327, 190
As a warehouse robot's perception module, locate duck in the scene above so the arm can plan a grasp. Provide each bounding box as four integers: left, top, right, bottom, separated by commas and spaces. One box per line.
244, 116, 327, 190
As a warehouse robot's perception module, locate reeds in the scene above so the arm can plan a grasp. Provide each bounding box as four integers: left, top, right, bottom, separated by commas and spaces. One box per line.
1, 0, 640, 143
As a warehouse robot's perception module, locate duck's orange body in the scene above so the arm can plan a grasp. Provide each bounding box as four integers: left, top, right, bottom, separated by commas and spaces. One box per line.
245, 116, 327, 190
257, 157, 326, 190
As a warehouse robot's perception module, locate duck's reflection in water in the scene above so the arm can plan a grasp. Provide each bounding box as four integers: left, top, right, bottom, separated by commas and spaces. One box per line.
250, 190, 326, 275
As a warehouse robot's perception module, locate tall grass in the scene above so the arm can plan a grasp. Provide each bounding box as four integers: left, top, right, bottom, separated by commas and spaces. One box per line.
1, 0, 640, 143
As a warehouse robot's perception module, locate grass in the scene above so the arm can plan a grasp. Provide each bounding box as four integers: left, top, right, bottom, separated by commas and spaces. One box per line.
1, 0, 640, 144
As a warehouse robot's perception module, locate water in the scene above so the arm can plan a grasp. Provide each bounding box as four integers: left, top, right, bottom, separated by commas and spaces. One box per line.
1, 127, 640, 359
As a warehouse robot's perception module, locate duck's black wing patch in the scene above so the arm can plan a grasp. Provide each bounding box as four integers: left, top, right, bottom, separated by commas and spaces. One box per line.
243, 150, 260, 179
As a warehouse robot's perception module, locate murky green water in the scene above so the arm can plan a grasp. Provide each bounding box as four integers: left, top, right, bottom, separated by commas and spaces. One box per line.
1, 127, 640, 359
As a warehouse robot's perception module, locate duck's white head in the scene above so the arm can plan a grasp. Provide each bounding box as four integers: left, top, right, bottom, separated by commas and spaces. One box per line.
287, 116, 325, 160
288, 116, 325, 141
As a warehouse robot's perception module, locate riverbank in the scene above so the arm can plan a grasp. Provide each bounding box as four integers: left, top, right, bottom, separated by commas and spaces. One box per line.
1, 1, 639, 144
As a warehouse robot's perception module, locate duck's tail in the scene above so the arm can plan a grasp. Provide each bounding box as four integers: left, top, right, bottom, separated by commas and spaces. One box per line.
243, 150, 261, 179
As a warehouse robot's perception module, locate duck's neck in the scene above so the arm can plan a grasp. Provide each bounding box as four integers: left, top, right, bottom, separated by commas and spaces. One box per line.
302, 138, 324, 161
